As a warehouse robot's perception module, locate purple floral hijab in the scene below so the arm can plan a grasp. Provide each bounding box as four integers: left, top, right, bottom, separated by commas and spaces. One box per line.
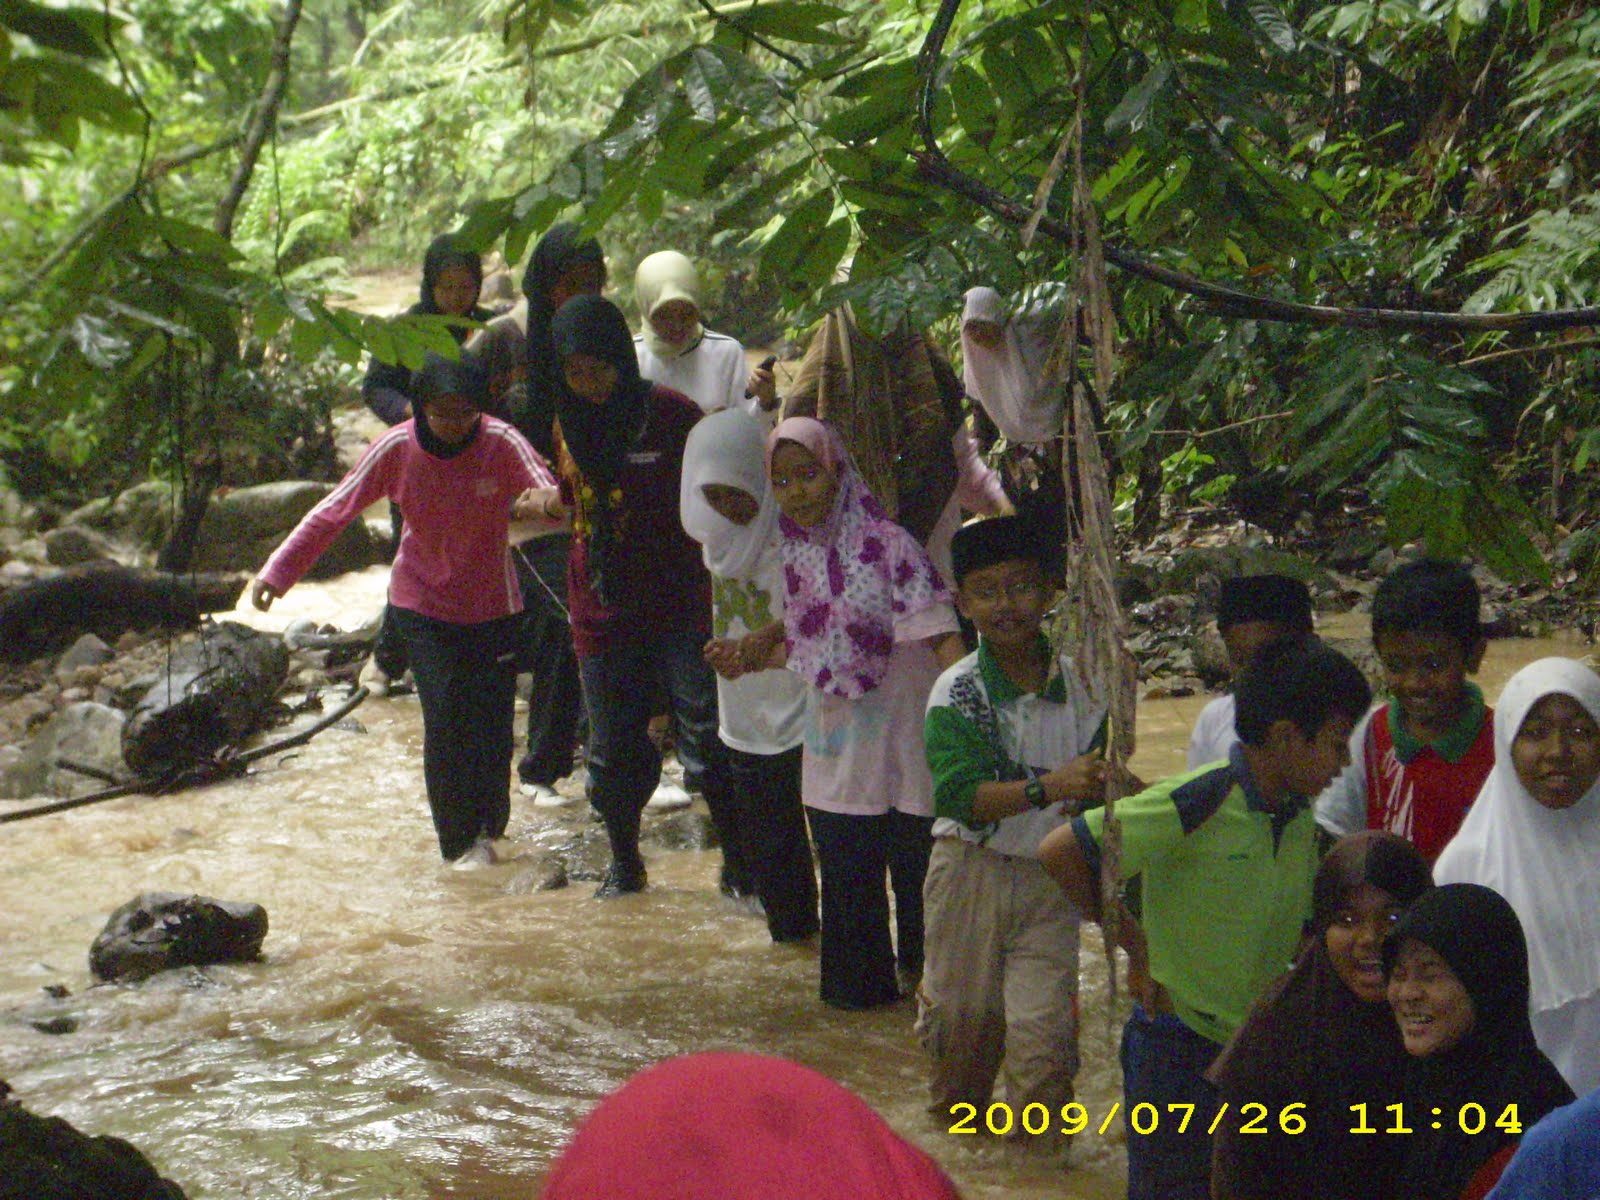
766, 417, 949, 700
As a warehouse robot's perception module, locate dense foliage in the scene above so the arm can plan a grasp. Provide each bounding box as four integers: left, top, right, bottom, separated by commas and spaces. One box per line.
3, 0, 1598, 580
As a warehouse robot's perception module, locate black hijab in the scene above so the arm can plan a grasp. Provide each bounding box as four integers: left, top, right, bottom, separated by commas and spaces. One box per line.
417, 234, 485, 318
1209, 831, 1432, 1200
550, 295, 652, 484
1382, 882, 1575, 1200
550, 295, 653, 609
410, 352, 487, 459
519, 222, 606, 458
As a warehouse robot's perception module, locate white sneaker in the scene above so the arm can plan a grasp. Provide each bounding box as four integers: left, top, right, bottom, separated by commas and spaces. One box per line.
451, 837, 498, 870
521, 781, 575, 808
358, 656, 390, 698
645, 779, 692, 811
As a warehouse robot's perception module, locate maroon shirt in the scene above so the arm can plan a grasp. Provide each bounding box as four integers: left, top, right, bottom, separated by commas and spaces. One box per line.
561, 387, 712, 657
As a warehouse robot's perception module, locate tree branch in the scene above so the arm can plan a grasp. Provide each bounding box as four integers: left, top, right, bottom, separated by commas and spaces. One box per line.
215, 0, 305, 241
694, 0, 807, 69
913, 0, 1600, 333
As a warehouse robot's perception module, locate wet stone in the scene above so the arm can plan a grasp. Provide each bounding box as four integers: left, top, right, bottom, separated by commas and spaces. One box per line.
504, 854, 569, 894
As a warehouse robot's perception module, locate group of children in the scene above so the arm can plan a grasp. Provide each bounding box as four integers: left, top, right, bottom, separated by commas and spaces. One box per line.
252, 240, 1600, 1200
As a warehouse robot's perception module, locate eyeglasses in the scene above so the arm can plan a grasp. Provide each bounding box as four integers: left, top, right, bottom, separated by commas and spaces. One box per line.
963, 580, 1046, 604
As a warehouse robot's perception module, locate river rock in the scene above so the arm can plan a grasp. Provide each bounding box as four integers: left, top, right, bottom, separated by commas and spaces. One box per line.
0, 1086, 188, 1199
0, 702, 126, 800
55, 633, 113, 680
504, 853, 569, 894
645, 807, 720, 852
556, 827, 614, 882
68, 481, 174, 554
43, 524, 118, 567
188, 481, 377, 578
89, 892, 268, 983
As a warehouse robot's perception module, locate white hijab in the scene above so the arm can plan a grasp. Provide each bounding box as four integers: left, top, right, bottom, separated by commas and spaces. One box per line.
960, 285, 1064, 444
679, 408, 779, 581
635, 250, 704, 360
1435, 656, 1600, 1014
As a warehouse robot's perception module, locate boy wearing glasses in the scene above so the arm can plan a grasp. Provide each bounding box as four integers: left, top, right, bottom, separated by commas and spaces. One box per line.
918, 515, 1108, 1140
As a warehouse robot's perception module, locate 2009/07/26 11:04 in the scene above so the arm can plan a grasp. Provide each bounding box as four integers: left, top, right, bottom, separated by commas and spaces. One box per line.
948, 1101, 1524, 1137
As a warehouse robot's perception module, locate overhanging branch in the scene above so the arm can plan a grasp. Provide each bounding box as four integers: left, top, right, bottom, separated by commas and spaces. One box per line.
913, 0, 1600, 333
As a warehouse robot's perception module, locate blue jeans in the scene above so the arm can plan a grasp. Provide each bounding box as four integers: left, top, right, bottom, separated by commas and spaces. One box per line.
1120, 1006, 1223, 1200
577, 625, 726, 871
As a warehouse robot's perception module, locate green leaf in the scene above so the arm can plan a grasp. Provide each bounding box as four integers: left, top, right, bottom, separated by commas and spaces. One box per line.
67, 313, 128, 368
760, 190, 835, 283
704, 127, 791, 190
732, 1, 852, 46
1105, 62, 1171, 135
948, 62, 995, 143
714, 157, 809, 230
681, 46, 731, 121
1247, 1, 1299, 53
0, 0, 107, 58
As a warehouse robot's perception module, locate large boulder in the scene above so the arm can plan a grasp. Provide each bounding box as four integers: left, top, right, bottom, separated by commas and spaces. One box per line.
0, 1086, 188, 1199
66, 482, 173, 555
0, 702, 126, 800
189, 481, 377, 577
89, 892, 268, 983
43, 525, 118, 568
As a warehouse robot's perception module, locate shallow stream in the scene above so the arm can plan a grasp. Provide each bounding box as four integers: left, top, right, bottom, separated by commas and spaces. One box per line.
1, 569, 1588, 1199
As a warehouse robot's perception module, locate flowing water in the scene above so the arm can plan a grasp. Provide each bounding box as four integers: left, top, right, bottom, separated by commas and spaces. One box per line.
1, 572, 1589, 1199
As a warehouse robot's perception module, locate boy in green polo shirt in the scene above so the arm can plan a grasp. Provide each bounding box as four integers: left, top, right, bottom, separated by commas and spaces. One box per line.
919, 516, 1109, 1144
1040, 639, 1371, 1200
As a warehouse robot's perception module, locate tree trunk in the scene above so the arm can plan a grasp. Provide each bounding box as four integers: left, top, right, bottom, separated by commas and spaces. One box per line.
0, 565, 248, 664
159, 0, 305, 573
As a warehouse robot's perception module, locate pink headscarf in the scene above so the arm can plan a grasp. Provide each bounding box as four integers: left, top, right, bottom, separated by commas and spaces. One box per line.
540, 1052, 964, 1200
765, 417, 948, 700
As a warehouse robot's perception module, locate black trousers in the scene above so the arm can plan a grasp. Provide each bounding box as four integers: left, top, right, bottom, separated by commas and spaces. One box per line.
389, 606, 520, 861
720, 745, 819, 942
511, 535, 584, 785
577, 625, 730, 873
805, 806, 933, 1008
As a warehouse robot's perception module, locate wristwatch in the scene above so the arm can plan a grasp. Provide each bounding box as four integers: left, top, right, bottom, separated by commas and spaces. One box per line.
1024, 774, 1049, 809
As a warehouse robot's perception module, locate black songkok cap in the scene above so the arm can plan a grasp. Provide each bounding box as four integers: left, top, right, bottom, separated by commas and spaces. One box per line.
1216, 574, 1313, 632
951, 515, 1041, 587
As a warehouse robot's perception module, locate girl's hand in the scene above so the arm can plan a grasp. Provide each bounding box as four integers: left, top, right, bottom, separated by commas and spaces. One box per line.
704, 637, 746, 680
738, 622, 787, 672
251, 579, 280, 612
746, 365, 778, 411
515, 487, 567, 523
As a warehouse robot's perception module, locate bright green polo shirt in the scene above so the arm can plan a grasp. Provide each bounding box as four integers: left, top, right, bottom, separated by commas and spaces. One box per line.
1072, 744, 1318, 1046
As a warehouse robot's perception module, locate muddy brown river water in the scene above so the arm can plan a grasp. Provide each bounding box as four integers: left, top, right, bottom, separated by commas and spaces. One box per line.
1, 567, 1589, 1199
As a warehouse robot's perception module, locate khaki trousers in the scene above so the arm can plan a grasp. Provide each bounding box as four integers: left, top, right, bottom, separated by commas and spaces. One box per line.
916, 837, 1081, 1120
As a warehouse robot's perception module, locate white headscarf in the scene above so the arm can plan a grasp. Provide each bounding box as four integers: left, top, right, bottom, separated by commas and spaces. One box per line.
680, 408, 779, 581
1435, 656, 1600, 1015
960, 284, 1064, 444
636, 250, 704, 360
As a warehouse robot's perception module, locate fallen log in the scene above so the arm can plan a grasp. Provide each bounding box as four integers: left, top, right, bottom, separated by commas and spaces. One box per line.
0, 564, 248, 664
121, 621, 289, 778
0, 687, 369, 823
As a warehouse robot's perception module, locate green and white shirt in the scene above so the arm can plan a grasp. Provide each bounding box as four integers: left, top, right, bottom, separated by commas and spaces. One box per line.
924, 638, 1107, 859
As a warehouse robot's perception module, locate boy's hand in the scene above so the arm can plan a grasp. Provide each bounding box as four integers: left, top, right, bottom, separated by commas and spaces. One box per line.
1042, 754, 1107, 809
251, 579, 280, 612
